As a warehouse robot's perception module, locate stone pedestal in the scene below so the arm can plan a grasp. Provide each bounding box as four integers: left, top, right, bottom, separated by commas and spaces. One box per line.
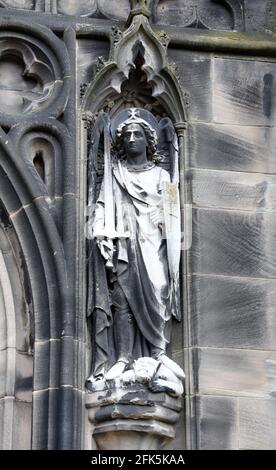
86, 384, 183, 450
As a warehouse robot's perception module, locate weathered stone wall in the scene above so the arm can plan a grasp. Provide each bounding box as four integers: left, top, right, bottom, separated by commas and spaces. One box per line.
0, 0, 276, 450
173, 47, 276, 449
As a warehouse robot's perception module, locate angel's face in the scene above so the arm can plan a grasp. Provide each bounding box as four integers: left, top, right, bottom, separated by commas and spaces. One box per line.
123, 123, 148, 157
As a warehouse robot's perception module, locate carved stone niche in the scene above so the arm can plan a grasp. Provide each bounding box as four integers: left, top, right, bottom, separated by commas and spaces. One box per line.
83, 2, 187, 451
86, 385, 183, 451
0, 0, 34, 10
0, 0, 131, 19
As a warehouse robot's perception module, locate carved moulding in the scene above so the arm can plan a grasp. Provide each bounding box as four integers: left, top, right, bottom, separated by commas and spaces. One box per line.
8, 119, 73, 234
0, 20, 70, 127
82, 7, 187, 451
154, 0, 245, 32
57, 0, 130, 19
0, 117, 74, 448
87, 385, 182, 450
0, 0, 246, 32
0, 0, 130, 19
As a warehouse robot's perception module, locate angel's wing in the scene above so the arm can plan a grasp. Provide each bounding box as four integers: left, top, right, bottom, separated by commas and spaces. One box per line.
87, 112, 111, 317
157, 117, 179, 186
87, 112, 111, 212
158, 117, 181, 321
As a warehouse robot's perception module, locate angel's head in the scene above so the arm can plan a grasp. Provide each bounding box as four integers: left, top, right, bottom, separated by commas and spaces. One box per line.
115, 120, 159, 162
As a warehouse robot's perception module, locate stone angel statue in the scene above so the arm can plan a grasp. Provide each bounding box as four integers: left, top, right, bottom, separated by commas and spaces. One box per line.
86, 108, 184, 395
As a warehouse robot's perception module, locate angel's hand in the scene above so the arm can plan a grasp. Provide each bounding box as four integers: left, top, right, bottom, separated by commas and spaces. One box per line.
96, 238, 114, 263
150, 207, 164, 227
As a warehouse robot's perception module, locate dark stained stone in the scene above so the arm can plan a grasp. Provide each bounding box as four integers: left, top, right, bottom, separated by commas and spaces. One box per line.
244, 0, 270, 33
167, 50, 213, 123
33, 340, 60, 392
213, 58, 276, 126
11, 400, 32, 450
192, 208, 276, 279
189, 123, 276, 175
196, 395, 238, 450
197, 347, 276, 397
14, 352, 33, 402
239, 397, 276, 450
191, 168, 276, 212
77, 38, 110, 94
192, 275, 276, 350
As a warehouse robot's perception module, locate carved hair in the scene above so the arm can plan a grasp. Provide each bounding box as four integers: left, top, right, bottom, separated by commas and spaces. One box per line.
115, 121, 160, 162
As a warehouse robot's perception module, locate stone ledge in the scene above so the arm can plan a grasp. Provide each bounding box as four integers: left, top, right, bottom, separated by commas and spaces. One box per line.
86, 384, 183, 450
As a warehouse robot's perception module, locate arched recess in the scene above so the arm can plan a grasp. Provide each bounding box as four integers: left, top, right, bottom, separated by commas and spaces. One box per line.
81, 11, 191, 449
0, 126, 73, 449
9, 119, 75, 239
82, 17, 187, 122
0, 202, 33, 449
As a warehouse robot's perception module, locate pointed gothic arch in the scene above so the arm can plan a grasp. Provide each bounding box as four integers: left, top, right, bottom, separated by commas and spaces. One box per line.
81, 14, 187, 123
0, 124, 72, 449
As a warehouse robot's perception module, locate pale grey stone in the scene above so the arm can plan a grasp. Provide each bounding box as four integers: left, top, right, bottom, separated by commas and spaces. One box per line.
0, 397, 32, 450
189, 123, 276, 175
191, 169, 276, 213
244, 0, 270, 33
192, 275, 276, 350
192, 208, 276, 279
155, 0, 238, 31
239, 397, 276, 450
77, 38, 110, 93
197, 348, 276, 397
196, 396, 238, 450
12, 400, 32, 450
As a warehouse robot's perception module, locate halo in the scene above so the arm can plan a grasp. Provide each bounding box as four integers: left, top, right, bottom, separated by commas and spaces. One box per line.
111, 107, 159, 141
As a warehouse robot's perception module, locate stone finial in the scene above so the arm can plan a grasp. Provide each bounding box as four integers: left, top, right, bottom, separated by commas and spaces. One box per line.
128, 0, 155, 20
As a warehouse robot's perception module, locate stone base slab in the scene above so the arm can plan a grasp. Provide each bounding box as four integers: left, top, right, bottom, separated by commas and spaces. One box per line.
86, 384, 183, 450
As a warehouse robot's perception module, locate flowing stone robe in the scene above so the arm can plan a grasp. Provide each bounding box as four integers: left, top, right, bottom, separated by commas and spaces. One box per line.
91, 160, 174, 372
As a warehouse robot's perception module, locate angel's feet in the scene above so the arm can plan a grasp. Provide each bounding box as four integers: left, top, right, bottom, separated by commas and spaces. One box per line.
149, 378, 183, 398
157, 354, 185, 381
86, 371, 105, 383
105, 360, 128, 380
